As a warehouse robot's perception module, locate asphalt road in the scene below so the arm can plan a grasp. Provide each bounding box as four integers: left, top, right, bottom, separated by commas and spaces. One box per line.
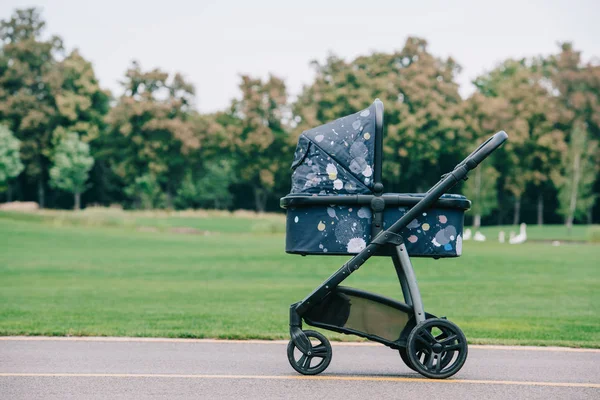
1, 337, 599, 399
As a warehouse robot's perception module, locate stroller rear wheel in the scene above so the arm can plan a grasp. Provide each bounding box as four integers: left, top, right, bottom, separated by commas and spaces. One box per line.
287, 330, 332, 375
399, 314, 452, 372
407, 319, 468, 379
399, 347, 417, 371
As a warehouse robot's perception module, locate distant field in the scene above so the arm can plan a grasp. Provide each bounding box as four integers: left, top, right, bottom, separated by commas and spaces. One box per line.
4, 208, 596, 240
0, 210, 598, 348
476, 224, 594, 242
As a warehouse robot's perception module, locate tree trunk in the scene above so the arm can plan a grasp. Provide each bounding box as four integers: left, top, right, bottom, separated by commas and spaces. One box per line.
512, 196, 521, 225
74, 192, 81, 211
166, 185, 173, 210
587, 207, 593, 225
37, 179, 45, 209
566, 153, 581, 231
253, 186, 267, 213
537, 193, 544, 226
6, 183, 13, 202
565, 214, 573, 236
473, 214, 481, 230
474, 167, 482, 230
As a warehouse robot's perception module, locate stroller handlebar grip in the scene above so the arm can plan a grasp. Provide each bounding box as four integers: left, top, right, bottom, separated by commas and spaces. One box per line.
458, 130, 508, 171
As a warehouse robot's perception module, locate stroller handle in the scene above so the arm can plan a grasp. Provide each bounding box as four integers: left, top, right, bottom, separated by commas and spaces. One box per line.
426, 130, 507, 195
458, 130, 508, 171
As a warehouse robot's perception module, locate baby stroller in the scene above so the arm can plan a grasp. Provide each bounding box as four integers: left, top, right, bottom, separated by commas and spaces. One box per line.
280, 99, 507, 379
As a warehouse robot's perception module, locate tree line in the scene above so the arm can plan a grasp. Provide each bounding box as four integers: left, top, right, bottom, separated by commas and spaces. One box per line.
0, 8, 598, 227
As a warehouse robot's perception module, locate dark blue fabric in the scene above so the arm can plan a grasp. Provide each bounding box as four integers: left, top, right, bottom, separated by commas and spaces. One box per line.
291, 103, 377, 195
285, 194, 466, 258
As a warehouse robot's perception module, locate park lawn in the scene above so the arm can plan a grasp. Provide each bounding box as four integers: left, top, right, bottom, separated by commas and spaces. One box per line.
476, 224, 596, 242
0, 211, 598, 348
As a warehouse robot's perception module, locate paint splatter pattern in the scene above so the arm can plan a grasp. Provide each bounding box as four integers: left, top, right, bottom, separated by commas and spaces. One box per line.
290, 104, 376, 195
286, 197, 465, 257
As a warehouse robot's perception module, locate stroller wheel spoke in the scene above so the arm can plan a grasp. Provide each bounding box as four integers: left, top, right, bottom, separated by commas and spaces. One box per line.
298, 354, 308, 367
439, 334, 458, 345
301, 355, 312, 369
443, 343, 462, 352
425, 353, 434, 369
435, 355, 443, 373
420, 329, 437, 345
415, 334, 433, 349
311, 344, 328, 357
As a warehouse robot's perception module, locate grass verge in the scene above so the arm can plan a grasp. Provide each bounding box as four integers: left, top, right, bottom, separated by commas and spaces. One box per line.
1, 211, 598, 347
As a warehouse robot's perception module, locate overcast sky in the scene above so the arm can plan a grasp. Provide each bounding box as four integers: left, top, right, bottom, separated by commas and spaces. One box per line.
1, 0, 598, 112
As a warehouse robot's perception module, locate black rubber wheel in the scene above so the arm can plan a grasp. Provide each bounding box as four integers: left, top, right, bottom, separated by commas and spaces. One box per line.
287, 330, 332, 375
399, 347, 417, 371
400, 337, 452, 372
407, 319, 468, 379
399, 314, 451, 372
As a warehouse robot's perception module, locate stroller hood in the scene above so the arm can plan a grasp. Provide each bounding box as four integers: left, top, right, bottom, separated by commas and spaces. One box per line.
290, 100, 383, 195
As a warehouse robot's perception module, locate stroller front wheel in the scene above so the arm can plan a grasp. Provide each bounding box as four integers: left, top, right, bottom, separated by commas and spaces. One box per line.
406, 319, 468, 379
287, 330, 332, 375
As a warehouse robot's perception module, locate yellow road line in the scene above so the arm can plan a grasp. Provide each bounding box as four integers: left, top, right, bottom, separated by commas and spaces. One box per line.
0, 336, 598, 353
0, 373, 598, 388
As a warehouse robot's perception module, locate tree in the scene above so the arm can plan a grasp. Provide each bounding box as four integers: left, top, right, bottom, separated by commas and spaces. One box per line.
0, 125, 24, 200
463, 165, 500, 229
49, 132, 94, 210
458, 93, 513, 224
552, 123, 598, 230
175, 160, 236, 210
0, 9, 109, 208
104, 61, 199, 208
473, 59, 565, 225
123, 173, 162, 210
46, 50, 111, 141
227, 75, 290, 212
293, 37, 465, 193
547, 43, 600, 222
0, 8, 63, 207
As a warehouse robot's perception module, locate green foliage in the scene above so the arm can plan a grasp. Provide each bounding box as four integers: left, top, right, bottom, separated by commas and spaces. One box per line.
473, 59, 565, 200
124, 173, 164, 210
175, 160, 236, 210
227, 75, 290, 211
293, 37, 464, 192
49, 132, 94, 198
0, 8, 108, 207
103, 61, 199, 207
553, 124, 598, 225
0, 125, 24, 184
462, 165, 499, 228
0, 8, 62, 203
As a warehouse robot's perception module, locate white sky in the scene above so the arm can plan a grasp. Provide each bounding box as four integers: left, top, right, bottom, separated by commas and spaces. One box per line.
1, 0, 599, 112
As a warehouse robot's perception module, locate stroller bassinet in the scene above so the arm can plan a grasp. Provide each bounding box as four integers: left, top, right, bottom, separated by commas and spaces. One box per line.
281, 99, 508, 379
281, 100, 470, 258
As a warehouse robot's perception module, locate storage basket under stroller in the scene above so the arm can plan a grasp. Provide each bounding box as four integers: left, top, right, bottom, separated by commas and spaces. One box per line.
281, 99, 508, 379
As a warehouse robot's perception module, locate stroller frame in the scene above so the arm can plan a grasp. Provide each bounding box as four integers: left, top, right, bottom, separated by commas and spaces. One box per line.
285, 100, 508, 378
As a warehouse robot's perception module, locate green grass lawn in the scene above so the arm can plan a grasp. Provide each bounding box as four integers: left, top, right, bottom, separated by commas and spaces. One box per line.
476, 224, 595, 242
0, 210, 598, 348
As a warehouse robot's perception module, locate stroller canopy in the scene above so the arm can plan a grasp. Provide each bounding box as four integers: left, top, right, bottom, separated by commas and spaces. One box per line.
290, 100, 383, 195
